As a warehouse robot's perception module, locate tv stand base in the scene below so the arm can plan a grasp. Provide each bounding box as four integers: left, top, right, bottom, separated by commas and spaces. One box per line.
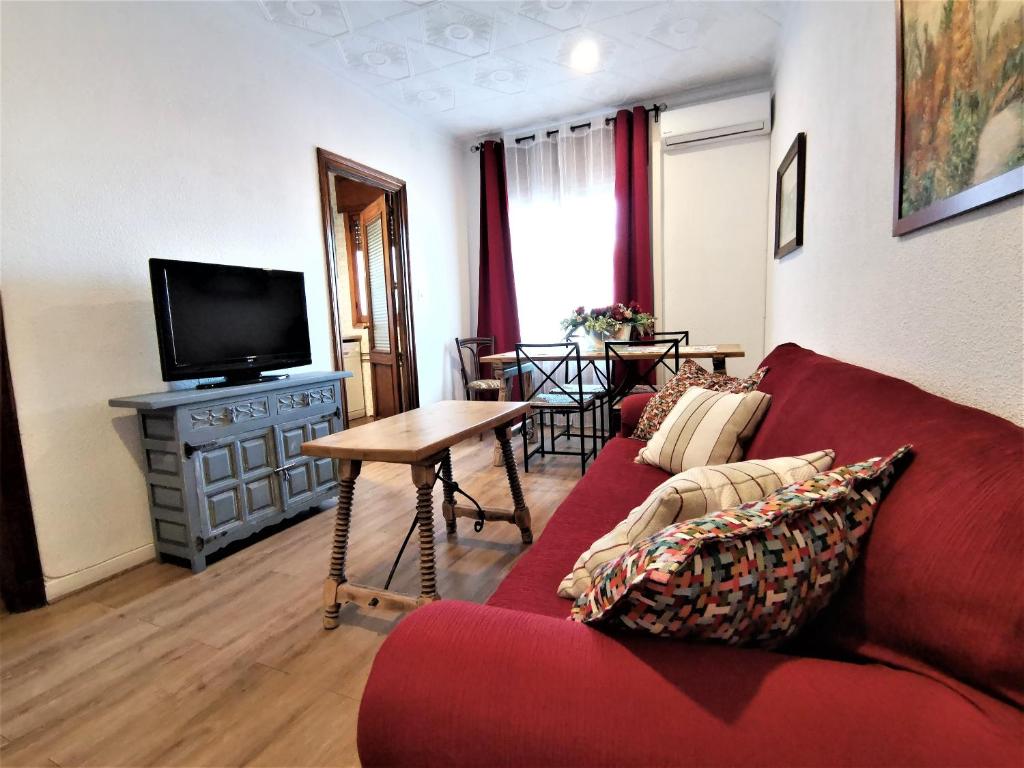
196, 373, 290, 390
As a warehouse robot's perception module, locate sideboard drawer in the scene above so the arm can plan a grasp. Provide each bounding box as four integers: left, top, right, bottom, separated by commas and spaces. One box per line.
275, 384, 338, 415
186, 395, 272, 434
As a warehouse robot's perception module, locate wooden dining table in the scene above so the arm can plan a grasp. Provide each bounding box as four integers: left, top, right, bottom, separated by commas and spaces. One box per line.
478, 343, 745, 464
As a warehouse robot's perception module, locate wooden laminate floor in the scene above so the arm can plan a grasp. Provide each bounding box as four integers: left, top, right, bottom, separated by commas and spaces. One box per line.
0, 438, 580, 767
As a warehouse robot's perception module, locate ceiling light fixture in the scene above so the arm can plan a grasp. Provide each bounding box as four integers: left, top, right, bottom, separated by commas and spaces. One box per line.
569, 38, 600, 73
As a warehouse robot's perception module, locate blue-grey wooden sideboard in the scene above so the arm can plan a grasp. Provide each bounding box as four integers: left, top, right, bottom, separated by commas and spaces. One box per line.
110, 372, 351, 572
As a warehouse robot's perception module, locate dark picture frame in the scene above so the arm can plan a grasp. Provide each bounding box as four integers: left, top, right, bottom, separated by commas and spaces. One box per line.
774, 132, 806, 259
892, 0, 1023, 236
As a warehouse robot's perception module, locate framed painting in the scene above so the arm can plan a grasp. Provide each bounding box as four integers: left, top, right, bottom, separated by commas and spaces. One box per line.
893, 0, 1023, 235
775, 132, 806, 259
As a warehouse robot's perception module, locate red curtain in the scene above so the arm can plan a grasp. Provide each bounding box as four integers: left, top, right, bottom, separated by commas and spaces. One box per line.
612, 106, 653, 312
476, 140, 521, 355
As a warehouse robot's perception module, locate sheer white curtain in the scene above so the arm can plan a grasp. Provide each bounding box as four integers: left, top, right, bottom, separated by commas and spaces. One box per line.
504, 125, 616, 342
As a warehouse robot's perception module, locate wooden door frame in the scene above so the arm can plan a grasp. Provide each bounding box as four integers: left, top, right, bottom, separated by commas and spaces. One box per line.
316, 148, 420, 415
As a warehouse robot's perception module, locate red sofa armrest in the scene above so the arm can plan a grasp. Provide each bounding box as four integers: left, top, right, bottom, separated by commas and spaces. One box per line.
618, 393, 655, 437
357, 601, 1019, 767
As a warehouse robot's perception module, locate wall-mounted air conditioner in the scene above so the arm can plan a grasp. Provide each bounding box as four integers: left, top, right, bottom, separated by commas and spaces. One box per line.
660, 91, 771, 151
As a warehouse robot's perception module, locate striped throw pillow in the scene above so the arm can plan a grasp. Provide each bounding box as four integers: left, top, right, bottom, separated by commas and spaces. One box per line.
632, 362, 768, 441
557, 450, 835, 599
636, 387, 771, 474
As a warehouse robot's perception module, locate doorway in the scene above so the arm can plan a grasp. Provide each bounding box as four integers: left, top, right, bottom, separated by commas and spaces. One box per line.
317, 149, 419, 424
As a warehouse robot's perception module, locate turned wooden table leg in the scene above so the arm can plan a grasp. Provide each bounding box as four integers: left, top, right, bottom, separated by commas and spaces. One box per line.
492, 367, 538, 467
495, 425, 533, 544
323, 459, 361, 630
411, 463, 440, 601
440, 449, 457, 535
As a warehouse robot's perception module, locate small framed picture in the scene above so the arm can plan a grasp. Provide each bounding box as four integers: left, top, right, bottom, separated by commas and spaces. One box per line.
774, 132, 806, 259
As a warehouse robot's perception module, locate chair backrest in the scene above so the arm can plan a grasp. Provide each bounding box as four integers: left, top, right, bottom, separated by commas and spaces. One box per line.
639, 330, 690, 346
604, 339, 681, 408
455, 336, 495, 390
515, 343, 586, 406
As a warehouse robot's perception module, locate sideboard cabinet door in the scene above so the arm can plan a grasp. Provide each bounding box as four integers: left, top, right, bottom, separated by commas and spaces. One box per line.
193, 428, 284, 540
273, 413, 341, 507
308, 415, 340, 494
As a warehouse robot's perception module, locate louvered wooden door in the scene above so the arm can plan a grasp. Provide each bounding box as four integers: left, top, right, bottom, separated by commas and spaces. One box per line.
360, 198, 401, 418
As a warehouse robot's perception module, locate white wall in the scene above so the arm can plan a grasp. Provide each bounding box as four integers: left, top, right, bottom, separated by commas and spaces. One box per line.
1, 1, 470, 598
654, 128, 770, 378
767, 1, 1023, 424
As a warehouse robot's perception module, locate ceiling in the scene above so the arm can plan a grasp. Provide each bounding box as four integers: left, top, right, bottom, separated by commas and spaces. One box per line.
254, 1, 786, 139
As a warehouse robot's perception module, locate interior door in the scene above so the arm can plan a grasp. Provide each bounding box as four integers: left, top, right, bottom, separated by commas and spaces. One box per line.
360, 197, 401, 418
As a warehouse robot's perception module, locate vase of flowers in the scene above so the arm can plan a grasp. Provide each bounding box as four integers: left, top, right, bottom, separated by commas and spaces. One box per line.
560, 302, 655, 350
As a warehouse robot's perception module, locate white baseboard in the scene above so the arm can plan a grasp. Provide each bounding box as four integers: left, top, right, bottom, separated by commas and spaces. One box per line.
44, 543, 156, 602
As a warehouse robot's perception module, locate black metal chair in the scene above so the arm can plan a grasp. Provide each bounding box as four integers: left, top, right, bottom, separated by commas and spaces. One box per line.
604, 339, 682, 439
515, 343, 600, 475
455, 336, 501, 401
617, 330, 690, 395
640, 330, 690, 345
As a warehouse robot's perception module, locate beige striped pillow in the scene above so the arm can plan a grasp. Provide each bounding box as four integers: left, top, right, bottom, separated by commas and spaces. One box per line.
636, 387, 772, 474
557, 450, 834, 599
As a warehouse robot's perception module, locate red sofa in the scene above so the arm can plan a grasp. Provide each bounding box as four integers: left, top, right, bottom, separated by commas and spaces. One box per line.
358, 344, 1023, 767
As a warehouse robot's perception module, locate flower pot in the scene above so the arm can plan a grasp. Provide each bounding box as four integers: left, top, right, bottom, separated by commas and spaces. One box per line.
586, 325, 630, 350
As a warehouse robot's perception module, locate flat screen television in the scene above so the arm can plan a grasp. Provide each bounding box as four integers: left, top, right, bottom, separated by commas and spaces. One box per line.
149, 258, 312, 387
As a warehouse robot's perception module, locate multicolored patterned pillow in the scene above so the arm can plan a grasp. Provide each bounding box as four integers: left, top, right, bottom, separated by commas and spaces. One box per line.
571, 446, 912, 648
632, 361, 768, 441
557, 450, 835, 599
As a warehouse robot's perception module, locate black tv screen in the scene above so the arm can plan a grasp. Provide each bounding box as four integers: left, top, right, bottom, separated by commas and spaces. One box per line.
149, 259, 312, 383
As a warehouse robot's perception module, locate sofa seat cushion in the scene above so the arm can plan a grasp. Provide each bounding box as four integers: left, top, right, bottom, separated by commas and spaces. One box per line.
748, 344, 1024, 706
486, 437, 669, 618
359, 601, 1024, 768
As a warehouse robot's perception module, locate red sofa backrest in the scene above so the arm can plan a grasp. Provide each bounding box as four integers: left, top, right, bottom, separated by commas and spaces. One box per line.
747, 343, 1023, 706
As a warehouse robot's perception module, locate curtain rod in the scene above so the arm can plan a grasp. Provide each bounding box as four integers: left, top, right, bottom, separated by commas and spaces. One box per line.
469, 102, 667, 152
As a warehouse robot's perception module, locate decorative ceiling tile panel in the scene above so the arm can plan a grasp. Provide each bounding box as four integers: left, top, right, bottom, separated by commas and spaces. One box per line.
646, 10, 702, 51
341, 1, 419, 30
518, 0, 591, 31
405, 39, 469, 76
336, 34, 411, 80
423, 2, 495, 57
490, 7, 559, 51
252, 1, 784, 138
390, 78, 458, 112
583, 1, 659, 24
260, 0, 350, 37
473, 55, 531, 94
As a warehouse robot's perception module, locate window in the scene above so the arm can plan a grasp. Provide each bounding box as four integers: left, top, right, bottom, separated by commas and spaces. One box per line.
505, 126, 616, 341
343, 214, 369, 327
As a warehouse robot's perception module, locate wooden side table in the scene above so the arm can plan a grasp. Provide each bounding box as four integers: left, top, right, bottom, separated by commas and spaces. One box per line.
302, 400, 533, 629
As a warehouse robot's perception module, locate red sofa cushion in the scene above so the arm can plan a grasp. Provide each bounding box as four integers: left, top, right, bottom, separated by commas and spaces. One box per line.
486, 436, 669, 619
747, 344, 1024, 707
359, 601, 1023, 767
